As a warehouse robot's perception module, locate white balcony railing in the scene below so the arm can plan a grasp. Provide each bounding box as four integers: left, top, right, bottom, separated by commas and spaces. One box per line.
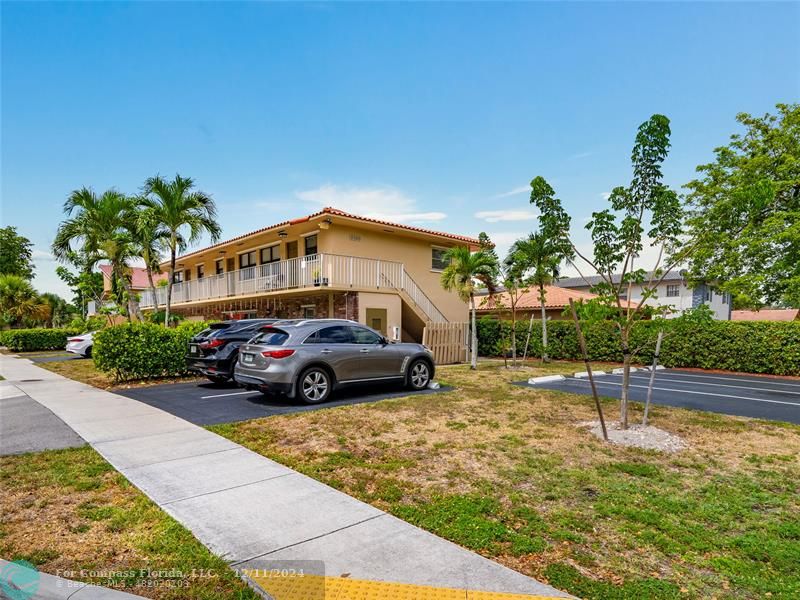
140, 253, 447, 322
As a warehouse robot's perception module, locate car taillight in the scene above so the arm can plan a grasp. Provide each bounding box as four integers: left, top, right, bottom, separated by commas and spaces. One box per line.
261, 349, 295, 359
200, 338, 225, 350
68, 338, 83, 343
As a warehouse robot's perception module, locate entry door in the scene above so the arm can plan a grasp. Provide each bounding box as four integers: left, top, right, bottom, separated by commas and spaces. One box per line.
365, 308, 387, 336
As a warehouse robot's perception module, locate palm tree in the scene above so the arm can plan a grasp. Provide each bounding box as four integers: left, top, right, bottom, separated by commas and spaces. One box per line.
506, 233, 561, 362
440, 246, 498, 369
141, 175, 221, 326
130, 200, 169, 315
0, 274, 50, 327
52, 187, 141, 320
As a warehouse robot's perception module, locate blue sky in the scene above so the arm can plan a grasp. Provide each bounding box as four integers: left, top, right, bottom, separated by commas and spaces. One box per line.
2, 1, 798, 298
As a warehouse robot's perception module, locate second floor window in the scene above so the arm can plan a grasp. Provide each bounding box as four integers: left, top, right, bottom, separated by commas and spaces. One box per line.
197, 264, 204, 279
304, 235, 318, 256
431, 247, 449, 271
215, 259, 224, 275
260, 245, 280, 264
173, 271, 183, 284
239, 251, 256, 269
666, 284, 680, 297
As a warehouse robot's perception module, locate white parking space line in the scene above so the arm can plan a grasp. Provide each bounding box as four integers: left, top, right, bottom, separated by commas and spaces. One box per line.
585, 379, 800, 408
654, 370, 800, 389
200, 391, 255, 399
628, 373, 800, 396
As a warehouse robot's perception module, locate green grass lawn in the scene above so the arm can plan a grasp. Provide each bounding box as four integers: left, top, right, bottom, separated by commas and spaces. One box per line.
210, 362, 800, 599
0, 446, 258, 600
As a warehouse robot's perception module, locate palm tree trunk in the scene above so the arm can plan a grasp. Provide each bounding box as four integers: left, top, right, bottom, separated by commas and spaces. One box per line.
165, 237, 176, 327
470, 293, 477, 370
146, 266, 159, 315
540, 283, 549, 363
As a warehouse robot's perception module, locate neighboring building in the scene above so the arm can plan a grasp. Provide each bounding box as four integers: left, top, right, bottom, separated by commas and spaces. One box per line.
556, 271, 732, 320
139, 207, 481, 342
731, 309, 800, 322
99, 264, 168, 297
476, 285, 600, 320
92, 265, 167, 316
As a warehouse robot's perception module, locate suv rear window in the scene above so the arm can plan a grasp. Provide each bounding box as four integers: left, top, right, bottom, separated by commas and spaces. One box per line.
250, 328, 289, 346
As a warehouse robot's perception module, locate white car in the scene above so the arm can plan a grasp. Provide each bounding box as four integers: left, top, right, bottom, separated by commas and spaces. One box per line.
66, 332, 94, 358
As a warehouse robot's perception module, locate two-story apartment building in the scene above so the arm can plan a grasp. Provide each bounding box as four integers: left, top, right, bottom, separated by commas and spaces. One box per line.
139, 207, 479, 342
556, 271, 732, 320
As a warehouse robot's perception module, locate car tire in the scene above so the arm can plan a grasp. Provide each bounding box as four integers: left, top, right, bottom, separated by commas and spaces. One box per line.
407, 359, 431, 390
84, 346, 92, 359
206, 375, 229, 384
297, 367, 331, 405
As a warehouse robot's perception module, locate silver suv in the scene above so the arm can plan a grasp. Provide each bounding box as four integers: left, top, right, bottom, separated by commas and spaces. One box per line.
233, 319, 435, 404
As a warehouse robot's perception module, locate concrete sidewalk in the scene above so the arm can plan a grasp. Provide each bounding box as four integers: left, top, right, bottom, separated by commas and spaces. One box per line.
0, 354, 569, 598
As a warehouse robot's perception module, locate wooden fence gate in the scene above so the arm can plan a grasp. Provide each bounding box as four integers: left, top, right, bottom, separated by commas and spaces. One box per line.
422, 322, 469, 365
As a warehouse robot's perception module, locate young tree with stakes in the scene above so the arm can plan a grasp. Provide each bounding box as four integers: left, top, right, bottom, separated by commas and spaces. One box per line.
530, 114, 685, 429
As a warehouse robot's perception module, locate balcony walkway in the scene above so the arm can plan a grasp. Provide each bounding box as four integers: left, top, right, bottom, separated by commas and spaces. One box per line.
141, 253, 447, 322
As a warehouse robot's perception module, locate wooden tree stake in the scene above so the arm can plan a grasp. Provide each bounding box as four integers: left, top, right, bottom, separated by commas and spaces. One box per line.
569, 298, 609, 441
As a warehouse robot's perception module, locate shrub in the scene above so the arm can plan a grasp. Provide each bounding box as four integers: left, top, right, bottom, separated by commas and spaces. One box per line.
477, 316, 800, 376
0, 328, 80, 352
93, 321, 214, 382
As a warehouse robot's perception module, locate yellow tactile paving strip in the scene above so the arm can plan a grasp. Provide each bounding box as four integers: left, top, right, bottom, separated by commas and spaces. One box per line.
244, 571, 562, 600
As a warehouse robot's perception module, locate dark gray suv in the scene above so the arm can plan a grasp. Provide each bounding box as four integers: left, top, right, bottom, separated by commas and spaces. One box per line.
233, 319, 435, 404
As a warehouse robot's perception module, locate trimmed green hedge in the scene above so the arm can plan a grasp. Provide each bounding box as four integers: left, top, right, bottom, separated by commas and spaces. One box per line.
477, 317, 800, 376
94, 321, 213, 382
0, 328, 80, 352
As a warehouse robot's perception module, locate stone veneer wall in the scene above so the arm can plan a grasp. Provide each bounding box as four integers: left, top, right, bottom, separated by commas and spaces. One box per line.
170, 291, 359, 322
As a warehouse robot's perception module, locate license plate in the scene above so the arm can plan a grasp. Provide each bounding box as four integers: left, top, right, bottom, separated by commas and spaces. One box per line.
190, 344, 199, 354
241, 353, 255, 364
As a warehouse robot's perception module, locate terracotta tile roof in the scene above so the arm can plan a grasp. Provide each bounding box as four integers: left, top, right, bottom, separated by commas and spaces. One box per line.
731, 309, 799, 322
477, 285, 599, 311
167, 206, 482, 266
99, 264, 167, 290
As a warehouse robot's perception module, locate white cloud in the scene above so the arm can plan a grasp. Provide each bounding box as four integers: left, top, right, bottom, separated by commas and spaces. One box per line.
296, 184, 446, 223
570, 151, 593, 160
475, 210, 538, 223
32, 249, 55, 261
600, 192, 611, 200
493, 185, 530, 199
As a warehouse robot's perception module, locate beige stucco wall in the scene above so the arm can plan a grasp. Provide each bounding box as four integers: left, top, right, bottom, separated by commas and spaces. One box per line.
324, 224, 469, 322
357, 291, 402, 340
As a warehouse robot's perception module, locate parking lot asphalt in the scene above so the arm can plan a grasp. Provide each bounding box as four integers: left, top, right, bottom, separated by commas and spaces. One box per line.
0, 381, 86, 455
27, 353, 82, 363
521, 369, 800, 425
114, 380, 452, 426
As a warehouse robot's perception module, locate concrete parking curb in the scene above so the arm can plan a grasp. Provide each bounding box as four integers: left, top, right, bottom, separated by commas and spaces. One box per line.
0, 355, 571, 598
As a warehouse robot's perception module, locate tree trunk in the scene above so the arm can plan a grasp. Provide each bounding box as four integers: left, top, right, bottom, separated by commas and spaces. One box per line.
165, 237, 176, 327
146, 265, 159, 316
470, 294, 477, 370
540, 283, 549, 363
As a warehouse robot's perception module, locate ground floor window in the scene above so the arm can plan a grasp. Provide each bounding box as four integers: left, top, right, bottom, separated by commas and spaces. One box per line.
302, 305, 316, 319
